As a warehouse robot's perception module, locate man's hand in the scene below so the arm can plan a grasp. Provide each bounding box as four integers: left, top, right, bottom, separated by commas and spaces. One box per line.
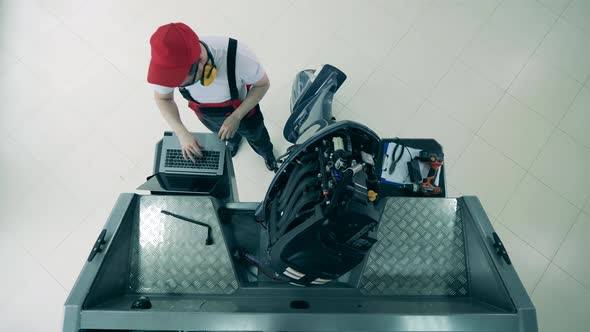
178, 132, 204, 162
219, 114, 241, 141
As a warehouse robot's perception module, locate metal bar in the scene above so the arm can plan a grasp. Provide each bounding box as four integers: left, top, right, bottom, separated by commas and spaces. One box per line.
161, 209, 213, 245
81, 311, 519, 331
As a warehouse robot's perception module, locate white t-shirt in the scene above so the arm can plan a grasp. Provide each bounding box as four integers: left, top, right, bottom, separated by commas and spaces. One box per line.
152, 36, 265, 103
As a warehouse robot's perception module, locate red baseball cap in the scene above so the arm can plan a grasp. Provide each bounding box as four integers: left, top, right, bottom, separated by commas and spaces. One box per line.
147, 23, 201, 87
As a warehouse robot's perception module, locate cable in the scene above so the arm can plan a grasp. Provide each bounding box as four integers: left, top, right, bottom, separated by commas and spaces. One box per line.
279, 177, 319, 222
244, 257, 284, 281
387, 143, 405, 175
403, 146, 414, 183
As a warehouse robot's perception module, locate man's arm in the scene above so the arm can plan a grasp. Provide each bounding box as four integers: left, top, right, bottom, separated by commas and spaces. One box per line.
154, 91, 190, 135
218, 74, 270, 140
154, 91, 203, 160
232, 73, 270, 120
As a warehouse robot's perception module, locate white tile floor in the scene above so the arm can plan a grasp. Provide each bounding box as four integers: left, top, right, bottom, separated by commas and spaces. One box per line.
1, 0, 589, 331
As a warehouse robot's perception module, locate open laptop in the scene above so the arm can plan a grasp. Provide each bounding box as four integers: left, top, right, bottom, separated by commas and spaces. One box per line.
157, 131, 226, 176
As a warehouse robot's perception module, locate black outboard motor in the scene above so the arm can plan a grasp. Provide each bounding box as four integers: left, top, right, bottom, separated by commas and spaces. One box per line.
257, 65, 382, 286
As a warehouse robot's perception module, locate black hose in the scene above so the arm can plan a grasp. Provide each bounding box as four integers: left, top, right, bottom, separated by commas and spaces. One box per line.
275, 163, 301, 205
278, 161, 318, 210
277, 177, 319, 228
342, 132, 352, 152
278, 191, 322, 236
326, 169, 354, 218
300, 151, 318, 162
318, 145, 328, 195
294, 207, 316, 219
275, 151, 318, 204
269, 199, 279, 242
365, 164, 379, 193
280, 190, 318, 225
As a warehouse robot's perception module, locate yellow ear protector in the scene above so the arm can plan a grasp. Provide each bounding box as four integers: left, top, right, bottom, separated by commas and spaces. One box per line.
200, 42, 217, 86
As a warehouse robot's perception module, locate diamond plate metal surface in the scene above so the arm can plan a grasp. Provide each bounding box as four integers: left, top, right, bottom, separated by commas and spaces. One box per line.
129, 196, 238, 294
360, 198, 468, 296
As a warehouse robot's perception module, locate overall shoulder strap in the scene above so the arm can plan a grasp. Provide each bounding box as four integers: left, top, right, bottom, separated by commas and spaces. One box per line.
227, 38, 239, 101
178, 86, 198, 103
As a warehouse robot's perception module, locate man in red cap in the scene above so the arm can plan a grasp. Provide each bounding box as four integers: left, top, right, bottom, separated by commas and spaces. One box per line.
148, 22, 277, 171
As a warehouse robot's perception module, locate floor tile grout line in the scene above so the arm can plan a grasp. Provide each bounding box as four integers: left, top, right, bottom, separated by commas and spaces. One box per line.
475, 90, 580, 217
553, 83, 590, 149
25, 0, 141, 86
530, 260, 552, 295
328, 1, 459, 109
494, 128, 590, 255
6, 0, 142, 277
55, 6, 145, 85
503, 88, 575, 131
218, 0, 296, 47
524, 48, 587, 86
443, 134, 476, 178
342, 65, 381, 109
472, 124, 528, 174
433, 0, 508, 154
405, 98, 430, 130
496, 219, 553, 262
20, 244, 69, 292
442, 3, 575, 149
375, 1, 430, 67
535, 0, 574, 17
531, 261, 590, 297
508, 2, 590, 89
83, 84, 153, 169
65, 28, 139, 84
315, 29, 383, 106
17, 4, 123, 85
496, 200, 585, 289
494, 166, 527, 218
554, 0, 590, 35
527, 167, 587, 211
525, 83, 587, 179
454, 124, 560, 220
549, 251, 590, 293
457, 9, 589, 216
14, 48, 140, 135
2, 131, 109, 254
548, 209, 583, 261
476, 107, 536, 162
423, 93, 482, 136
3, 125, 135, 241
49, 203, 109, 254
434, 0, 504, 95
554, 126, 590, 153
9, 128, 134, 199
7, 88, 138, 183
528, 170, 581, 298
385, 0, 503, 104
495, 217, 585, 295
6, 58, 59, 117
421, 55, 462, 101
473, 14, 561, 137
31, 0, 89, 24
452, 0, 505, 68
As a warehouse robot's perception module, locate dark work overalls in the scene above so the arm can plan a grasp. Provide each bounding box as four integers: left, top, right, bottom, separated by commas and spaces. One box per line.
178, 38, 274, 160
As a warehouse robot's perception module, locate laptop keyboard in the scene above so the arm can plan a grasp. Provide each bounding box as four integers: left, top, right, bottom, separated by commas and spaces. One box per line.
165, 149, 221, 170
